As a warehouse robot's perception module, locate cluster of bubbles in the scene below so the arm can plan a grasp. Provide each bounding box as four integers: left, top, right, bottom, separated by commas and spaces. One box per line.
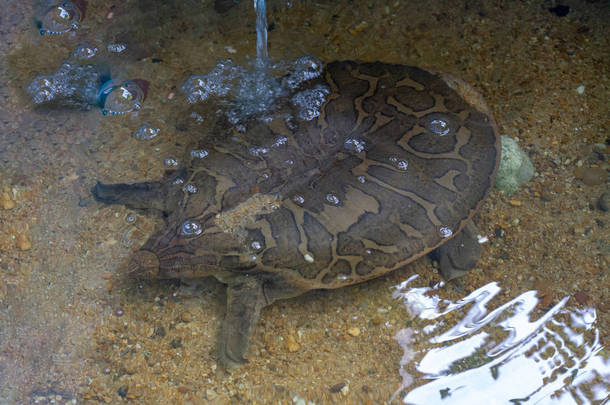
26, 61, 100, 109
72, 43, 99, 60
325, 193, 340, 206
389, 156, 409, 171
343, 137, 367, 153
181, 56, 326, 126
26, 58, 145, 115
190, 149, 209, 159
38, 1, 82, 36
29, 2, 146, 117
131, 124, 160, 140
291, 84, 330, 121
164, 157, 179, 167
180, 220, 203, 236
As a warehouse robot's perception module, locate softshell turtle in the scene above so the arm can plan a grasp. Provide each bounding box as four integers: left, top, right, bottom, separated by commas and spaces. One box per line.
93, 61, 500, 367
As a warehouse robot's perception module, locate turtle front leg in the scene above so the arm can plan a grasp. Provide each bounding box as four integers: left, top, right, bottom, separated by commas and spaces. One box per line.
218, 276, 268, 369
92, 181, 169, 212
434, 221, 482, 280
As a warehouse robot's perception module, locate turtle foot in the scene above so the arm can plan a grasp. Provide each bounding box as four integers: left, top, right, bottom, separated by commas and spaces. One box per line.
218, 277, 267, 369
434, 221, 482, 280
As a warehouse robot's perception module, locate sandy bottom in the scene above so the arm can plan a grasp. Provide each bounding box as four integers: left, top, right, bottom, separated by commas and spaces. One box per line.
0, 0, 607, 403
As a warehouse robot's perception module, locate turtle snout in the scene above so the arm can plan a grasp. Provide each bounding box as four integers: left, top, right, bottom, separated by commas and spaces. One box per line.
127, 250, 160, 278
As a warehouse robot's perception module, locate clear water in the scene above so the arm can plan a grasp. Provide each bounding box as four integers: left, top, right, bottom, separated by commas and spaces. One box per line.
1, 0, 608, 403
254, 0, 269, 64
392, 276, 609, 404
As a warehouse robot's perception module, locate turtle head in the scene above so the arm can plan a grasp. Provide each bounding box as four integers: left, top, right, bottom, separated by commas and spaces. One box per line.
127, 250, 160, 278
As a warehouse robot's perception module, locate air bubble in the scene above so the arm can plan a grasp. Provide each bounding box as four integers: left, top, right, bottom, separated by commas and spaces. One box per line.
190, 149, 209, 158
256, 172, 270, 183
439, 226, 453, 238
272, 136, 288, 147
298, 107, 319, 121
388, 156, 408, 171
39, 1, 82, 36
180, 220, 203, 236
172, 178, 184, 185
249, 146, 269, 156
326, 193, 340, 205
107, 43, 127, 53
190, 112, 204, 123
72, 44, 98, 60
344, 137, 366, 153
99, 79, 144, 116
292, 195, 305, 205
251, 241, 262, 250
132, 124, 160, 140
357, 175, 366, 184
164, 157, 178, 167
428, 118, 450, 136
183, 184, 198, 194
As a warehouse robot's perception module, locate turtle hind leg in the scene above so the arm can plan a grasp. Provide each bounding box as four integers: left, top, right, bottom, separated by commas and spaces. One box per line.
433, 221, 482, 280
218, 277, 268, 369
92, 181, 168, 211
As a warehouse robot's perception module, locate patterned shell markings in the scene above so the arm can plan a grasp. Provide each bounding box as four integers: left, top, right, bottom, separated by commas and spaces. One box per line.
139, 61, 500, 290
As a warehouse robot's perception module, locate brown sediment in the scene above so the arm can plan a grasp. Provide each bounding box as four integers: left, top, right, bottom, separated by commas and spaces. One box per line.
0, 0, 608, 403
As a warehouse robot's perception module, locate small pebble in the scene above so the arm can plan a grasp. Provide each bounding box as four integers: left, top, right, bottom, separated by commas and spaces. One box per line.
508, 199, 522, 207
597, 190, 609, 212
370, 315, 383, 325
1, 192, 15, 209
329, 382, 345, 393
180, 312, 193, 323
206, 389, 218, 400
576, 85, 585, 94
16, 233, 32, 250
347, 326, 360, 337
574, 291, 590, 304
572, 226, 585, 235
285, 334, 300, 352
